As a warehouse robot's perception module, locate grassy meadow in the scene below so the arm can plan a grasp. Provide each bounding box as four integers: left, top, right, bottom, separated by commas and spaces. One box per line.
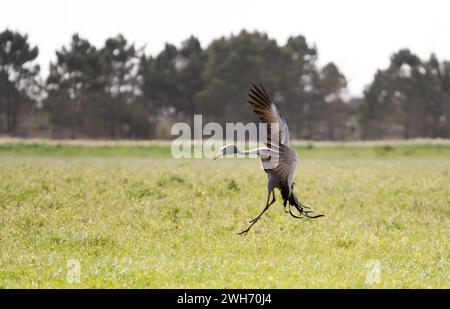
0, 139, 449, 288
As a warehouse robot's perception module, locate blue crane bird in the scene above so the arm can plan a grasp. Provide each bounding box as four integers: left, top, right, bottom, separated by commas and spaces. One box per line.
213, 84, 324, 234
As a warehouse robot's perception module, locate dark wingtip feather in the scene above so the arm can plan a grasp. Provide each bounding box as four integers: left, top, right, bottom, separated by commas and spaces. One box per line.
252, 83, 271, 102
248, 84, 271, 107
259, 83, 271, 100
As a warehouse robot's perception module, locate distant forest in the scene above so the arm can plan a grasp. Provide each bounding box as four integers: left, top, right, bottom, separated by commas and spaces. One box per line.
1, 29, 449, 140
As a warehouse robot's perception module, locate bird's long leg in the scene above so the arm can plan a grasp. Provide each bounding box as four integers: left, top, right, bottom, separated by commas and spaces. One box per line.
238, 190, 275, 235
249, 190, 275, 223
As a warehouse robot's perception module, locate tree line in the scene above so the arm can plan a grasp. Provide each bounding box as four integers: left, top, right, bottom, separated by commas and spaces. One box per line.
1, 28, 449, 140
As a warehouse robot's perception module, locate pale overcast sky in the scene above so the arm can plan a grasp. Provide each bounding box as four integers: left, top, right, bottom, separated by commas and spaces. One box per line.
2, 0, 450, 96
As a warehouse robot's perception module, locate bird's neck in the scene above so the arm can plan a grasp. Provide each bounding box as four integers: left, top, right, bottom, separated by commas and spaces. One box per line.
243, 148, 260, 155
234, 147, 262, 155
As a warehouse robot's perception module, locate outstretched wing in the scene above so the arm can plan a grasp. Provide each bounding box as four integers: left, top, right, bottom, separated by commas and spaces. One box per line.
247, 83, 290, 147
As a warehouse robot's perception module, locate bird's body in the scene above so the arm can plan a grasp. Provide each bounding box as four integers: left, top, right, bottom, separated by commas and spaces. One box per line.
219, 144, 296, 199
214, 84, 323, 234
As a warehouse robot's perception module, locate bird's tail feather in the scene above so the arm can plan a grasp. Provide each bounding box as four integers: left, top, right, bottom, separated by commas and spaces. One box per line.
284, 192, 324, 219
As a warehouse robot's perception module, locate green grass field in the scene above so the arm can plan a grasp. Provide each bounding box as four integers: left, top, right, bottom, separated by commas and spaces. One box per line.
0, 139, 449, 288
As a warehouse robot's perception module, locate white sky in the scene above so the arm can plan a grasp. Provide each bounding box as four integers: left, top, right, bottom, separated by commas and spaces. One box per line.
2, 0, 450, 96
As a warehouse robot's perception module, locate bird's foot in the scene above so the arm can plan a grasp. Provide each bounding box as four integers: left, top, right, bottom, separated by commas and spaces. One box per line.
238, 221, 259, 235
237, 228, 250, 235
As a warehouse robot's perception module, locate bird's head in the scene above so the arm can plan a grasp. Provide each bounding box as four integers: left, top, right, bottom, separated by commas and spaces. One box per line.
212, 144, 238, 160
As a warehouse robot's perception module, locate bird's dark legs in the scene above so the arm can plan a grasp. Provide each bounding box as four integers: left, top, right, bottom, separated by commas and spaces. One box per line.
249, 190, 275, 223
238, 190, 275, 235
